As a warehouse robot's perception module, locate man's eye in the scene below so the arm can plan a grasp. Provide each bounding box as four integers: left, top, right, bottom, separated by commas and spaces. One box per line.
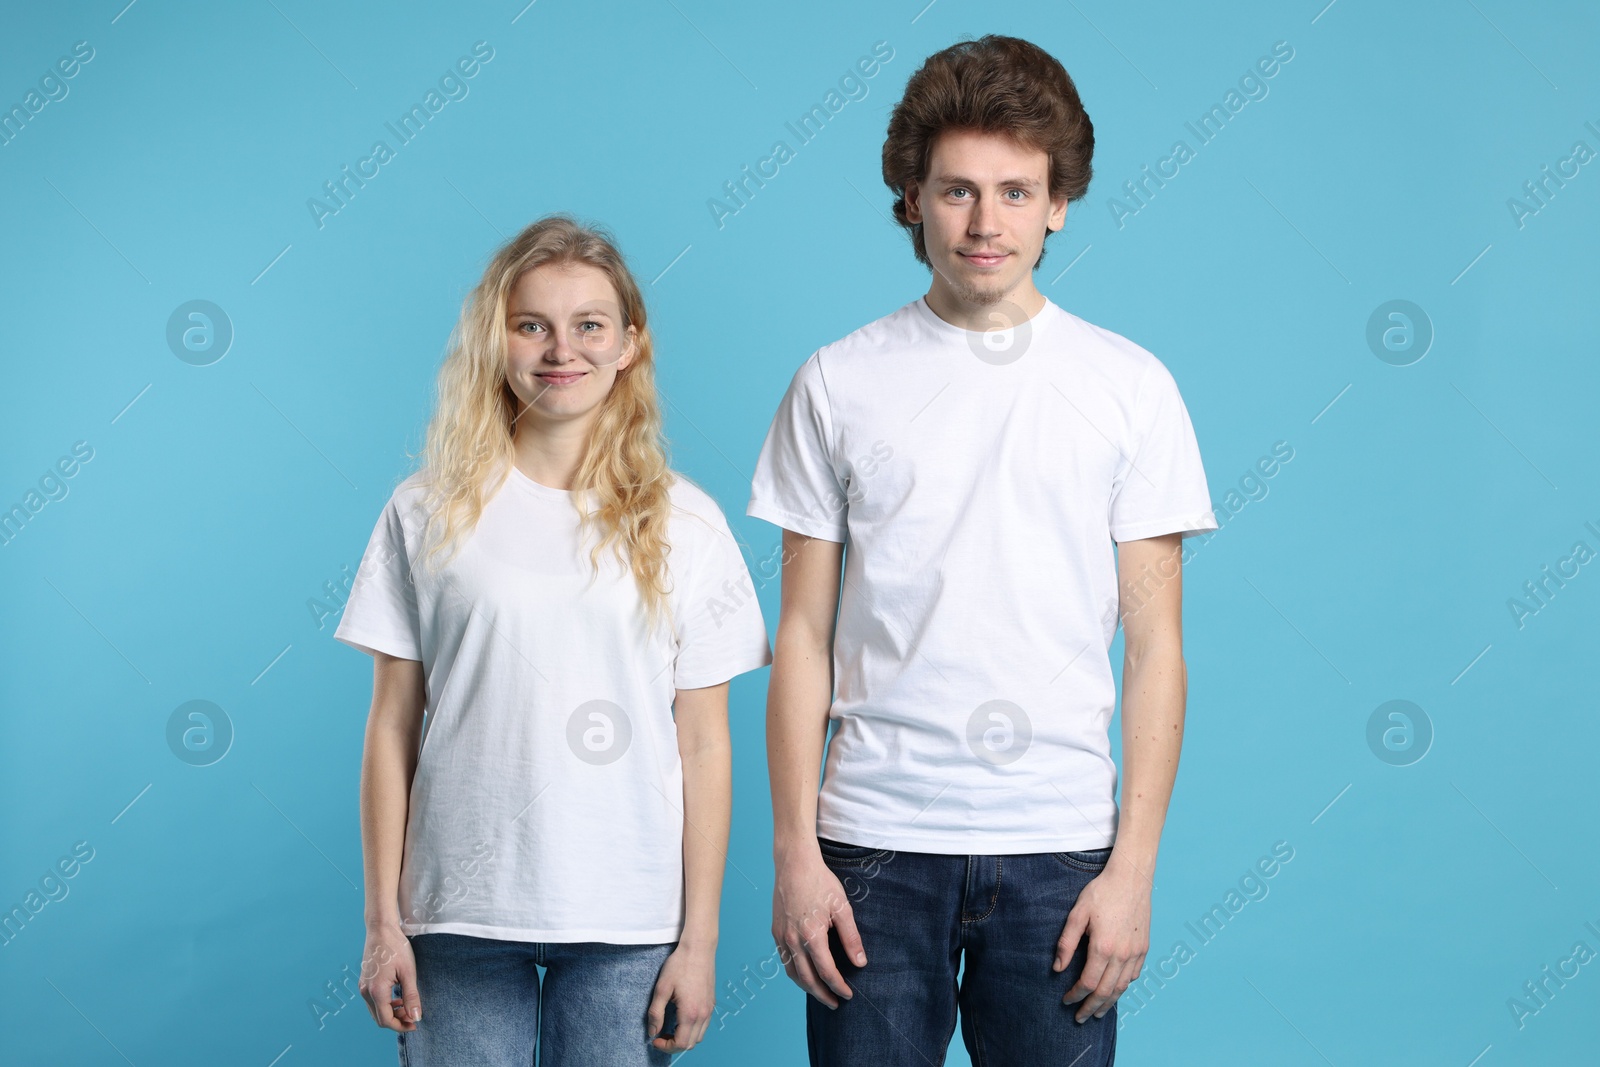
1006, 189, 1025, 200
950, 188, 969, 199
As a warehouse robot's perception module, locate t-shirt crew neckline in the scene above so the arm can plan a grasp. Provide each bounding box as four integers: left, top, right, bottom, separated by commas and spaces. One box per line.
912, 292, 1058, 341
507, 462, 577, 500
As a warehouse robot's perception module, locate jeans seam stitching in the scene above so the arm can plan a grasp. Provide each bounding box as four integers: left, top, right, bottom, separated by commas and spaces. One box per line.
965, 857, 1002, 923
1054, 851, 1109, 874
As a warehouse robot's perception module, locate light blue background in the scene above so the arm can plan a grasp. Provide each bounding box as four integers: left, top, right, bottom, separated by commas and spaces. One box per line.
3, 0, 1597, 1063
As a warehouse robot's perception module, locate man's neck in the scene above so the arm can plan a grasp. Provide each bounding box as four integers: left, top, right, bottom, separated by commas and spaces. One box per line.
922, 273, 1047, 332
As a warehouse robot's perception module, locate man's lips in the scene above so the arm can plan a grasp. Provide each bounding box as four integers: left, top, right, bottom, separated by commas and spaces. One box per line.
959, 250, 1010, 267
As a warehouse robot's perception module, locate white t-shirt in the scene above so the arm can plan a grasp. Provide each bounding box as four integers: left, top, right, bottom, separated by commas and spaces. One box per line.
747, 295, 1217, 854
335, 463, 772, 942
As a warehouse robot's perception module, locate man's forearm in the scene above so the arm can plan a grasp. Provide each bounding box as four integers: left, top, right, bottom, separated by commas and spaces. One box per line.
768, 627, 833, 861
1112, 643, 1187, 873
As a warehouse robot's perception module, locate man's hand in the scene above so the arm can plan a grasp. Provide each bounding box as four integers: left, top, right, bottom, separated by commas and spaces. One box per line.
646, 941, 716, 1053
772, 847, 868, 1008
1055, 856, 1151, 1023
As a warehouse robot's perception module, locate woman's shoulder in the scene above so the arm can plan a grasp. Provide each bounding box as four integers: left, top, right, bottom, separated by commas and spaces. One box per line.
370, 469, 443, 531
665, 472, 737, 541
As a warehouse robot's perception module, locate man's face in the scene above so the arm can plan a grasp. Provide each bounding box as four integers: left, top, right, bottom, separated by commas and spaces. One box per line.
905, 128, 1068, 307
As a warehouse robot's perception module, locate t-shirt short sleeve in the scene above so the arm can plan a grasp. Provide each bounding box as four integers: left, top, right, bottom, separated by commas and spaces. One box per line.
1108, 360, 1219, 543
671, 504, 774, 690
334, 496, 422, 660
746, 353, 850, 543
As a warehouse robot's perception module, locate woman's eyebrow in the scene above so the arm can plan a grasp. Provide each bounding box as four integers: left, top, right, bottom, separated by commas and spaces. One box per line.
508, 306, 613, 316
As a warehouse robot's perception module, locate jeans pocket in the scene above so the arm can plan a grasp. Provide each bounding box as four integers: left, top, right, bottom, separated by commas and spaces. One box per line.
816, 837, 890, 867
1053, 846, 1114, 873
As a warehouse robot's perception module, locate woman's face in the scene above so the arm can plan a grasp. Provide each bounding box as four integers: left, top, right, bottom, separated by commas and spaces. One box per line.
504, 262, 636, 431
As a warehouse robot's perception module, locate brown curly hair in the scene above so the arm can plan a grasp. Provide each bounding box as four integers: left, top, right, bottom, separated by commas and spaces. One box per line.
882, 35, 1095, 266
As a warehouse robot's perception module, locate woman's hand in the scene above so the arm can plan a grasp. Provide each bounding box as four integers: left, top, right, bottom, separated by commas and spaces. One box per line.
358, 921, 422, 1032
646, 940, 716, 1053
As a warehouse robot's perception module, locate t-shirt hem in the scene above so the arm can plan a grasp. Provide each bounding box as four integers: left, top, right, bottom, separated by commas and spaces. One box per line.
675, 650, 774, 690
745, 498, 847, 543
815, 819, 1115, 855
1110, 513, 1220, 543
399, 919, 683, 944
333, 628, 421, 661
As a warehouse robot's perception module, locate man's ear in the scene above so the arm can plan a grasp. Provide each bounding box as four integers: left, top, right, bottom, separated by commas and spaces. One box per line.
904, 180, 923, 224
1046, 193, 1069, 233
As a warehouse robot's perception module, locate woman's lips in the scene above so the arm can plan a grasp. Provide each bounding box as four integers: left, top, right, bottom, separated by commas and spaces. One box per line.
536, 372, 584, 386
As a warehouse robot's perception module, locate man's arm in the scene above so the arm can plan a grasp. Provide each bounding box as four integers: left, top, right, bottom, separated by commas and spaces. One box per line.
768, 528, 866, 1008
1058, 532, 1189, 1022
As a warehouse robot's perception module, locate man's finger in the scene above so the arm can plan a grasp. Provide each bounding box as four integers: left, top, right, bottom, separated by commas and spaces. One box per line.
832, 901, 868, 968
1089, 958, 1137, 1019
1068, 940, 1120, 1017
790, 942, 839, 1008
804, 928, 854, 1001
1064, 937, 1112, 1005
1054, 907, 1089, 973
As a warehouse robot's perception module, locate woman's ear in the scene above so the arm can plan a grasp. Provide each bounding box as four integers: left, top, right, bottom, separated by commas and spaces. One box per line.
618, 325, 639, 371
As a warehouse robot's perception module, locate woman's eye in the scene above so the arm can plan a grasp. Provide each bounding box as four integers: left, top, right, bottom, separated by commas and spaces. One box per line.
517, 321, 543, 334
579, 321, 603, 333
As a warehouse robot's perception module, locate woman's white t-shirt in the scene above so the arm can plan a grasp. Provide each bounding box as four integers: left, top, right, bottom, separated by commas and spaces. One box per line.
335, 464, 772, 943
747, 295, 1218, 854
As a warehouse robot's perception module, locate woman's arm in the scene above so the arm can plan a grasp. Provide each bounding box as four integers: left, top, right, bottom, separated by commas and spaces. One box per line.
645, 680, 733, 1054
357, 651, 426, 1032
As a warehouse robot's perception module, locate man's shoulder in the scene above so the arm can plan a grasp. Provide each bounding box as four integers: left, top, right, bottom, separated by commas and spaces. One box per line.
1048, 301, 1166, 382
810, 297, 926, 368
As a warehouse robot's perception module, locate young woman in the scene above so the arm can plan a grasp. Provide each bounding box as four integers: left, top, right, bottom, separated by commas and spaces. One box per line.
334, 215, 771, 1065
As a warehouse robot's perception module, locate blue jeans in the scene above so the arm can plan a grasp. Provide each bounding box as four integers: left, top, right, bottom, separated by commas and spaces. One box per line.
397, 934, 676, 1066
807, 837, 1119, 1067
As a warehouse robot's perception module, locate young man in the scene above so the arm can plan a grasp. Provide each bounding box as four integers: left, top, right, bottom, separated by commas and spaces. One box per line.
747, 36, 1218, 1066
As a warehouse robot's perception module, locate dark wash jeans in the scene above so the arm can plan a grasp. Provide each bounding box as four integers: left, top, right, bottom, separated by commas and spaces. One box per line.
808, 837, 1118, 1067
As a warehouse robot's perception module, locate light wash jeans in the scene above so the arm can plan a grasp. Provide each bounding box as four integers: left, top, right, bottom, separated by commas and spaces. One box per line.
396, 933, 676, 1066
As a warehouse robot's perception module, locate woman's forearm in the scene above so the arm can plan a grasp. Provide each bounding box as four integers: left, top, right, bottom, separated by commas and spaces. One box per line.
361, 655, 425, 928
678, 735, 732, 948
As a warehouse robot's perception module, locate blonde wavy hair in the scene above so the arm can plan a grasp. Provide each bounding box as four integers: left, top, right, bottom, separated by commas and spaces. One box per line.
408, 215, 675, 632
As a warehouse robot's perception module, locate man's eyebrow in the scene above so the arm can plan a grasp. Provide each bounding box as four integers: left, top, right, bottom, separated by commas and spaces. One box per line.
931, 173, 1042, 188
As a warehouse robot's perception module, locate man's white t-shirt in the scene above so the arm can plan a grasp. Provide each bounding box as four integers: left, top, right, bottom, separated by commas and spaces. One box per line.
335, 463, 772, 942
747, 295, 1217, 854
